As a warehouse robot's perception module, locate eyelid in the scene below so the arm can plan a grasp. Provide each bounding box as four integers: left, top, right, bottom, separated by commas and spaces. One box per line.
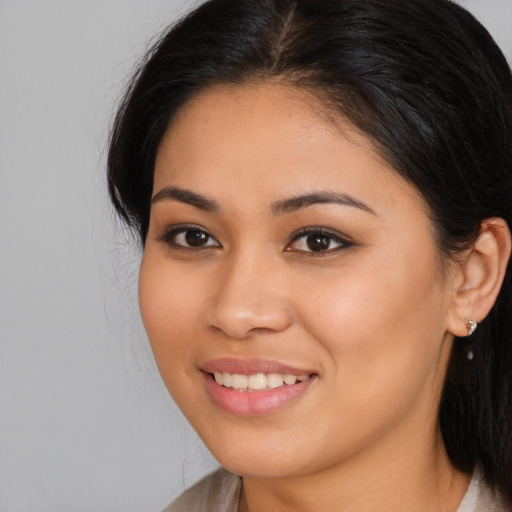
155, 224, 353, 253
285, 226, 354, 253
156, 223, 221, 248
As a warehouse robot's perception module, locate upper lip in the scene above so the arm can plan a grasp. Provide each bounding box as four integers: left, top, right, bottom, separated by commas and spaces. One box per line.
201, 358, 315, 376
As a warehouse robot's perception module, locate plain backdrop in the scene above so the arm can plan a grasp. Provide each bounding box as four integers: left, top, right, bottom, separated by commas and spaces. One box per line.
0, 1, 511, 511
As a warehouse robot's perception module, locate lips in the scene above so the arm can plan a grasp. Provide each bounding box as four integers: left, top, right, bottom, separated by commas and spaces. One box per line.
202, 358, 317, 416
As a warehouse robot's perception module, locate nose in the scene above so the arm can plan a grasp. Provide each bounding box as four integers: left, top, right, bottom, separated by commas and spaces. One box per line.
206, 251, 293, 340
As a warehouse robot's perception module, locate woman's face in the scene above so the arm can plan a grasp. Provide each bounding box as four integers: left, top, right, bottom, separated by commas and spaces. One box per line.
140, 83, 459, 478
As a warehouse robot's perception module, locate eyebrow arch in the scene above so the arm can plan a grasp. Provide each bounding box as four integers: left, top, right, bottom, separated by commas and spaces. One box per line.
151, 186, 220, 213
271, 191, 376, 216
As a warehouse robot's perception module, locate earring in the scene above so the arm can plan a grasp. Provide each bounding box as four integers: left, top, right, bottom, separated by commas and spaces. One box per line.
466, 320, 477, 361
467, 320, 478, 336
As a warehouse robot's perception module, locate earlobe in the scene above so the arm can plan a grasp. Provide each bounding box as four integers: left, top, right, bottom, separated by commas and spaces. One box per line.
447, 218, 511, 338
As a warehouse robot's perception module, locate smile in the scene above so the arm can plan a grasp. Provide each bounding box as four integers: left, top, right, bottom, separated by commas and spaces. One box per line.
202, 363, 317, 416
213, 372, 310, 391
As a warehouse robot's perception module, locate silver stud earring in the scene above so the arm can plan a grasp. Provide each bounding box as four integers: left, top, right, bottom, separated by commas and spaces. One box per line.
467, 320, 478, 336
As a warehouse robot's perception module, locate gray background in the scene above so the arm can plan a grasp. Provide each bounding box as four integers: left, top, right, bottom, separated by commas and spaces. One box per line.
0, 1, 510, 511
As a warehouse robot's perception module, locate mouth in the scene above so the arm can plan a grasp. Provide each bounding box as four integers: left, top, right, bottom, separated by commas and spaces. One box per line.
211, 371, 311, 391
201, 359, 317, 416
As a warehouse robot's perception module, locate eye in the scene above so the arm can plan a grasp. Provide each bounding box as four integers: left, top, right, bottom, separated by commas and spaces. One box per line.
286, 228, 352, 254
158, 226, 220, 249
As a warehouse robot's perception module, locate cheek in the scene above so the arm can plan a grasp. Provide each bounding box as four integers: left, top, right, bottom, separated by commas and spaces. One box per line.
294, 249, 449, 391
138, 251, 202, 379
288, 266, 450, 454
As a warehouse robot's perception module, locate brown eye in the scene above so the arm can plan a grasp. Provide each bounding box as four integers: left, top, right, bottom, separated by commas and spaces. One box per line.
184, 229, 211, 247
305, 233, 332, 252
287, 228, 352, 254
160, 226, 220, 249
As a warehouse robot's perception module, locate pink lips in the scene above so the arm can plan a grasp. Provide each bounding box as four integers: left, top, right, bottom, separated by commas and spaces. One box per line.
202, 358, 316, 416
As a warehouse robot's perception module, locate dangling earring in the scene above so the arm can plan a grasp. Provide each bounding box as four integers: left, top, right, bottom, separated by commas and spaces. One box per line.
467, 320, 478, 336
466, 320, 478, 360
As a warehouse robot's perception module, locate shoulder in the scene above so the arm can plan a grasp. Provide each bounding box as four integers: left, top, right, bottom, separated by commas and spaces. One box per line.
458, 470, 511, 512
161, 468, 242, 512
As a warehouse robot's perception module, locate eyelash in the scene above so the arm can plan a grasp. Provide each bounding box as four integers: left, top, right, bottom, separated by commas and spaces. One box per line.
157, 225, 353, 255
286, 227, 353, 255
157, 224, 221, 249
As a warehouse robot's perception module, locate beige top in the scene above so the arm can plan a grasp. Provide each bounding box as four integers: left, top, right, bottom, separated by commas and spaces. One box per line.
163, 467, 510, 512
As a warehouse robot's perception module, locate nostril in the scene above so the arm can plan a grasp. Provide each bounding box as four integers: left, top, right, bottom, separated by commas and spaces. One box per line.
207, 300, 294, 340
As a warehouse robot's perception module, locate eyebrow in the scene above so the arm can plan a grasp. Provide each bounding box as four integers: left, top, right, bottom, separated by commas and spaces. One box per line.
151, 186, 375, 216
151, 186, 220, 212
271, 191, 376, 216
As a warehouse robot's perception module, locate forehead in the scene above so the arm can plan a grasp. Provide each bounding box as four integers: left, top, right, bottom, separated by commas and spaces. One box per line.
153, 82, 427, 218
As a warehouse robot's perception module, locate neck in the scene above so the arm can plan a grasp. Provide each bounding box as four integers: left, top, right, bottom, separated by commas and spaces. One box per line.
239, 427, 470, 512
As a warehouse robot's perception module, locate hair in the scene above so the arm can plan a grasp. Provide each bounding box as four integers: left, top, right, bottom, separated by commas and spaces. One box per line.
107, 0, 512, 502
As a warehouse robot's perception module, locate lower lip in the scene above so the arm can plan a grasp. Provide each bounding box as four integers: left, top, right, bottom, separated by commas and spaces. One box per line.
203, 372, 316, 416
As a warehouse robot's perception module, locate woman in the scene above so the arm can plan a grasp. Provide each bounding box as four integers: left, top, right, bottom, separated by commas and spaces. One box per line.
107, 0, 512, 510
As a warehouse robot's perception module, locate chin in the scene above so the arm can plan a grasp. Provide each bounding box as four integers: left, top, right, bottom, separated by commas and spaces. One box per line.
198, 426, 328, 479
216, 453, 308, 479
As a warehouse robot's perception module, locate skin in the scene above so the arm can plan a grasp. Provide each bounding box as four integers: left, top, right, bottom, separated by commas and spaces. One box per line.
139, 82, 473, 511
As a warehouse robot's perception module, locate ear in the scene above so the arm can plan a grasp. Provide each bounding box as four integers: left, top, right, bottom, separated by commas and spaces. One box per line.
447, 218, 511, 337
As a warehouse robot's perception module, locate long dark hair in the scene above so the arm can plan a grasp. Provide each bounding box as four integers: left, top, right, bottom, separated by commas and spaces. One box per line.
108, 0, 512, 502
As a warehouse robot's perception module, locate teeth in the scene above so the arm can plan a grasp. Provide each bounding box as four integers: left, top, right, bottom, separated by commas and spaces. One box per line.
223, 372, 232, 388
267, 373, 284, 389
212, 372, 310, 391
231, 374, 247, 389
283, 374, 296, 385
248, 373, 267, 390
